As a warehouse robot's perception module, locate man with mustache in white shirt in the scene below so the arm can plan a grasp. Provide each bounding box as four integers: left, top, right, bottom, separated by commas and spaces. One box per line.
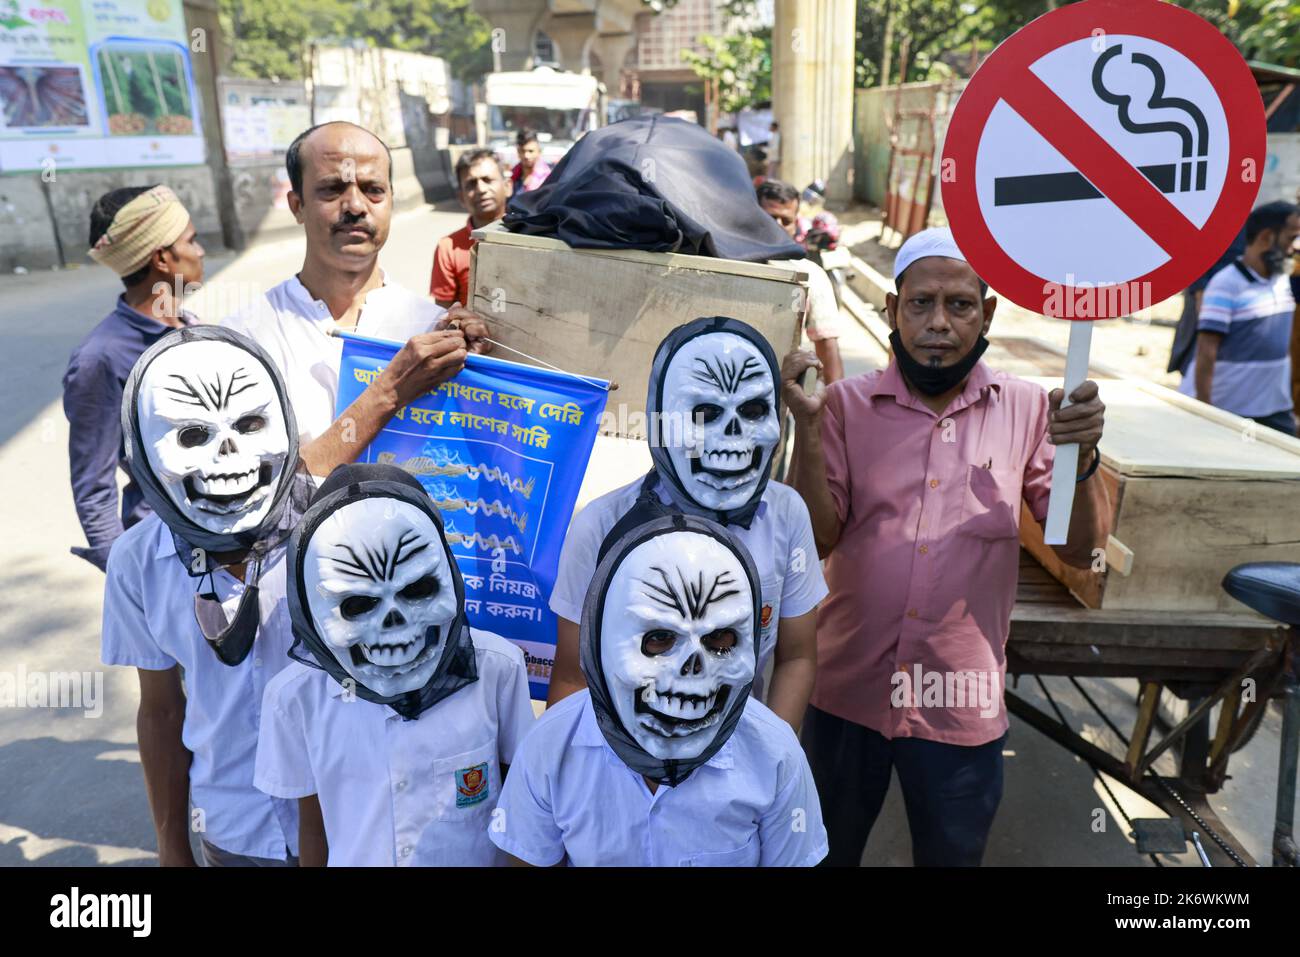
224, 121, 493, 458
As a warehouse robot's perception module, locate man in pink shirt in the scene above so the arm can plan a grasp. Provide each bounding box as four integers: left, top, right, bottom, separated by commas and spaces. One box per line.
782, 228, 1110, 866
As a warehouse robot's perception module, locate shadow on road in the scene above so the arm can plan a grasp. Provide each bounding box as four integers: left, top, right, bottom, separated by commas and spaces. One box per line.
0, 736, 154, 866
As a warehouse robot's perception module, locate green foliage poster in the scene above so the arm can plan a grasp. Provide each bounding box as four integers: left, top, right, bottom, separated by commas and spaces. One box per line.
0, 0, 204, 170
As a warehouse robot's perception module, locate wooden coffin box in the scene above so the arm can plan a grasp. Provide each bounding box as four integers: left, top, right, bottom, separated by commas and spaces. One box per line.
468, 225, 808, 440
1019, 375, 1300, 615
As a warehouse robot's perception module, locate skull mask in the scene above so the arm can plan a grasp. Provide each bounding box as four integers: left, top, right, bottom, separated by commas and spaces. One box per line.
137, 339, 289, 536
303, 497, 460, 699
656, 327, 781, 516
599, 530, 757, 762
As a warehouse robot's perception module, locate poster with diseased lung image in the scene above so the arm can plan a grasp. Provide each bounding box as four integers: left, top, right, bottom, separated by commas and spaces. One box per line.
0, 0, 204, 170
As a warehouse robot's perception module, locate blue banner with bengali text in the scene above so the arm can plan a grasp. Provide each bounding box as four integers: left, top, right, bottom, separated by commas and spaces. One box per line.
336, 333, 609, 699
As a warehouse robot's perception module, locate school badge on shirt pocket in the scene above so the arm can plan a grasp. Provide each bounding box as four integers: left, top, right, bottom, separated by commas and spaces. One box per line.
456, 762, 490, 808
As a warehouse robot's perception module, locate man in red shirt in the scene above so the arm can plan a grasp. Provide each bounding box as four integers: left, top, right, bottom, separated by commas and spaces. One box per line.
429, 149, 508, 307
510, 129, 552, 194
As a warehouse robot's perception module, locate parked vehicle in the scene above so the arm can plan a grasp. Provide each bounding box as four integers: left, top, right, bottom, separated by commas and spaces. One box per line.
479, 67, 603, 171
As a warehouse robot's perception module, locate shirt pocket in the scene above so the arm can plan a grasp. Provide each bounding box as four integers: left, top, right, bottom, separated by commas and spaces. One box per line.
431, 743, 499, 823
680, 830, 761, 867
959, 466, 1022, 541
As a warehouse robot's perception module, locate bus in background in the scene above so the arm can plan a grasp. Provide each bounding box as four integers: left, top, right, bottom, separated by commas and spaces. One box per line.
478, 67, 604, 174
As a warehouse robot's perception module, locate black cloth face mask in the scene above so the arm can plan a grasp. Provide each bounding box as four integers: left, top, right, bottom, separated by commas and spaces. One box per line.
193, 551, 264, 666
1261, 242, 1292, 276
889, 329, 990, 397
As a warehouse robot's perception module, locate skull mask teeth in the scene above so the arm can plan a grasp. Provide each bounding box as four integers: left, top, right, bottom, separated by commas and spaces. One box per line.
138, 339, 289, 535
660, 332, 780, 512
305, 498, 460, 699
600, 531, 756, 761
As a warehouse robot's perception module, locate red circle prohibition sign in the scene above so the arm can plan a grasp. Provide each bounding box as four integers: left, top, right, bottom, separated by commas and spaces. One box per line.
941, 0, 1266, 319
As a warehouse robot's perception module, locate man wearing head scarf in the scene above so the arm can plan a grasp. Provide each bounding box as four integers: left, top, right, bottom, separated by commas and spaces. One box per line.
253, 463, 534, 867
63, 185, 204, 570
783, 227, 1111, 867
222, 121, 492, 463
490, 514, 826, 866
544, 317, 827, 734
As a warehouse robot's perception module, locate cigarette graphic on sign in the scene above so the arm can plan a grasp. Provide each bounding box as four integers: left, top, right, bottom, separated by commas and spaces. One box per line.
994, 45, 1210, 207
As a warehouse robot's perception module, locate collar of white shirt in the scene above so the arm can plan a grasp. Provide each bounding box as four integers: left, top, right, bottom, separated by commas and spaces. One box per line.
155, 528, 180, 562
153, 526, 286, 590
574, 695, 737, 772
283, 268, 397, 333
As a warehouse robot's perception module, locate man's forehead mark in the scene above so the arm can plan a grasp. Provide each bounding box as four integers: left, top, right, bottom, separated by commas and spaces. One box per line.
690, 353, 763, 394
327, 527, 430, 582
159, 367, 256, 411
302, 123, 390, 182
637, 564, 741, 620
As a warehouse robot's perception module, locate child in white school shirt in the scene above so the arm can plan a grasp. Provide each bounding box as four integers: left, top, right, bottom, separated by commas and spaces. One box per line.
254, 464, 534, 866
490, 513, 827, 867
545, 317, 828, 728
103, 326, 312, 867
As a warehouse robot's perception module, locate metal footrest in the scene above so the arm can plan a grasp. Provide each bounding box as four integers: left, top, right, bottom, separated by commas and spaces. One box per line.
1130, 818, 1187, 855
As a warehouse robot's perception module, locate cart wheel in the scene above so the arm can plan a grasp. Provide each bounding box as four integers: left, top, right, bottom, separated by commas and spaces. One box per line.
1231, 696, 1269, 754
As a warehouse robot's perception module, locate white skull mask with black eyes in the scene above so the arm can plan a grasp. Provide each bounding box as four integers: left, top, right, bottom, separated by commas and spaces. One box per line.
600, 531, 756, 760
138, 340, 289, 535
660, 332, 780, 512
304, 498, 459, 698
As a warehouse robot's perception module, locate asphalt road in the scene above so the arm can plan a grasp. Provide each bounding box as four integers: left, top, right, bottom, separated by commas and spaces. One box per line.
0, 200, 1293, 866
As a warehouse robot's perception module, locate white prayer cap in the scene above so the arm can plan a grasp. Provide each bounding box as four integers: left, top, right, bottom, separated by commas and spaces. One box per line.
893, 227, 967, 281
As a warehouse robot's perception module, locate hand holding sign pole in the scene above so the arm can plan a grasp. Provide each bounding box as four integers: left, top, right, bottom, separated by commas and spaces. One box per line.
1043, 319, 1093, 543
941, 0, 1265, 546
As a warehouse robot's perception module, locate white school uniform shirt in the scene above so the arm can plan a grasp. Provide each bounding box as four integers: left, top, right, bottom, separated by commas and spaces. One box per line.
101, 514, 298, 860
254, 629, 535, 867
489, 690, 828, 867
548, 479, 828, 685
222, 272, 446, 444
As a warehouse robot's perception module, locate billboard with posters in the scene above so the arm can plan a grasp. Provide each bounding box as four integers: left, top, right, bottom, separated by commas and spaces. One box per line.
0, 0, 204, 170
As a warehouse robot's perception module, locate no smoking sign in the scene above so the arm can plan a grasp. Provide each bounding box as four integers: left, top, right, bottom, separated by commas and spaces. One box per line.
942, 0, 1267, 545
942, 0, 1266, 319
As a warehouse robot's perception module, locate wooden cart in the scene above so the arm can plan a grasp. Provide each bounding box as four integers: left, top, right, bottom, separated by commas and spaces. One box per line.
467, 225, 809, 440
1009, 549, 1293, 866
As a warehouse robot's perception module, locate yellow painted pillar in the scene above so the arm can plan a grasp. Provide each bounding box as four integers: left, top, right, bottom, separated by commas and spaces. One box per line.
772, 0, 856, 202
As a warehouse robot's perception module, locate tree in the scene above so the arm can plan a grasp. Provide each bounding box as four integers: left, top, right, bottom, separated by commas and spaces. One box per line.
682, 29, 772, 114
855, 1, 1070, 87
854, 0, 1298, 88
219, 0, 494, 82
1185, 0, 1300, 66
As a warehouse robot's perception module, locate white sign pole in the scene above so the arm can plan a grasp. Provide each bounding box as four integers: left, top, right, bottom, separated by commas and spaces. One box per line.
1043, 319, 1094, 545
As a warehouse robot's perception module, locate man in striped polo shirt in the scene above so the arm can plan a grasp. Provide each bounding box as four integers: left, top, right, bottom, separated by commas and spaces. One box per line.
1180, 200, 1300, 435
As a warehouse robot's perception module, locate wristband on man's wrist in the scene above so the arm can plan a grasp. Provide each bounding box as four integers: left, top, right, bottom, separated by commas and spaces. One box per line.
1076, 447, 1101, 483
